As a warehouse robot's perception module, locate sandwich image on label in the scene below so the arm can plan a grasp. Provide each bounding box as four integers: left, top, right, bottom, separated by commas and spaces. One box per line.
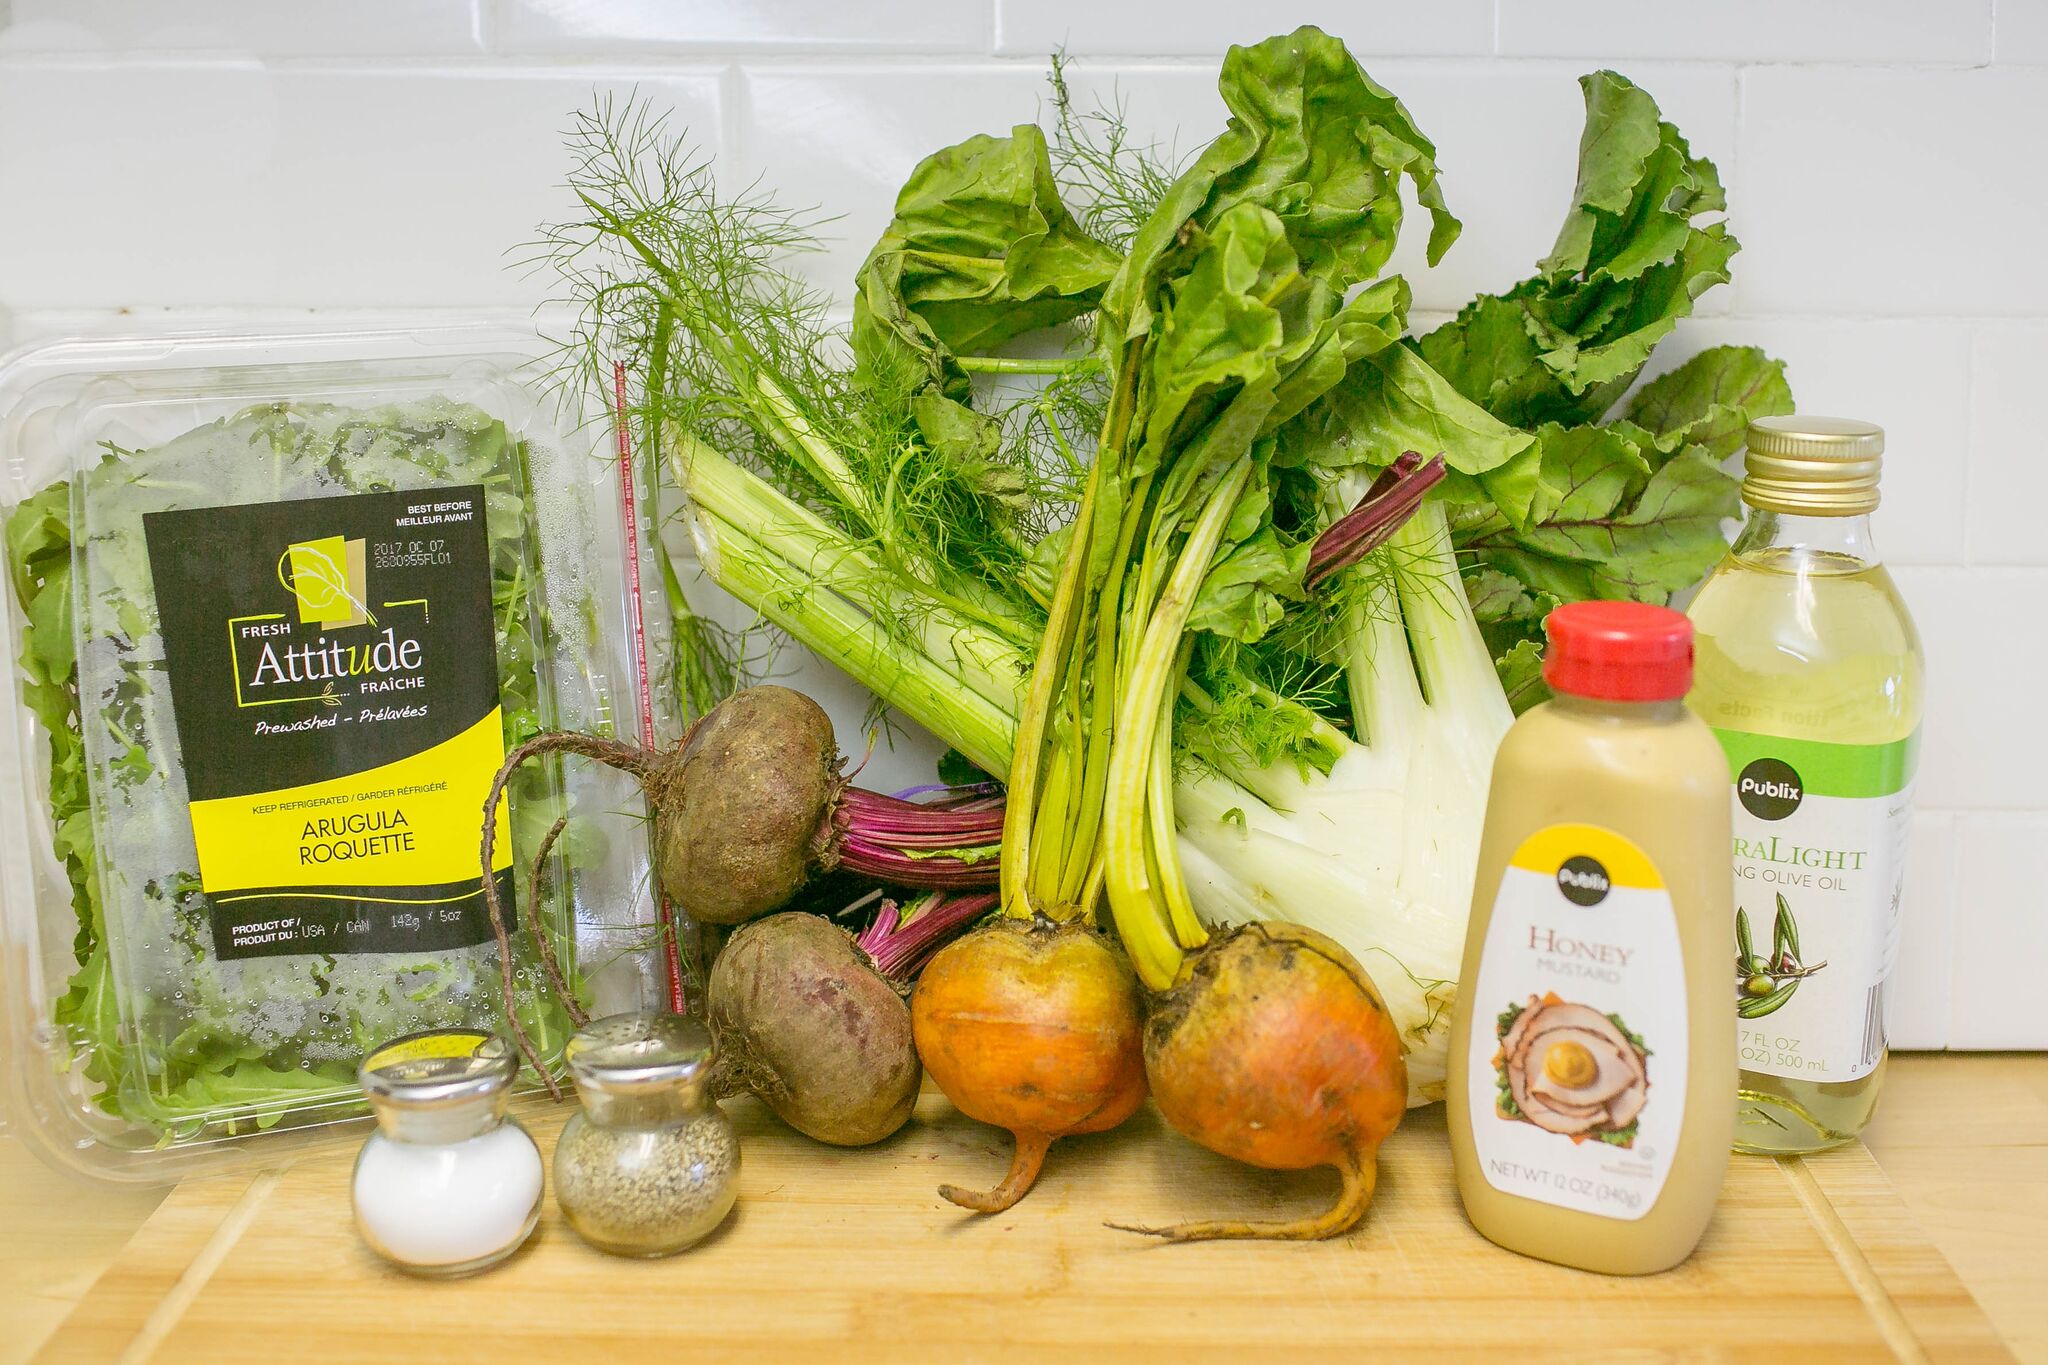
1459, 823, 1691, 1207
1494, 995, 1650, 1145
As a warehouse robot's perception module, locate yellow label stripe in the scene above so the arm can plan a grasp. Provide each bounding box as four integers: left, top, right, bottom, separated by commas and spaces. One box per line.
189, 709, 511, 895
1508, 822, 1664, 891
365, 1029, 492, 1067
211, 883, 495, 907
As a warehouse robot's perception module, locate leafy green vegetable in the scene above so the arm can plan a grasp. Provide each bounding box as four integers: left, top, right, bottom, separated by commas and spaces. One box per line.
1279, 341, 1543, 527
1100, 26, 1456, 349
851, 122, 1122, 486
1456, 345, 1791, 695
1377, 69, 1791, 705
1465, 423, 1733, 601
854, 123, 1122, 384
5, 399, 578, 1138
1264, 69, 1741, 539
1627, 343, 1795, 459
1001, 25, 1459, 991
540, 33, 1797, 1103
1416, 71, 1735, 429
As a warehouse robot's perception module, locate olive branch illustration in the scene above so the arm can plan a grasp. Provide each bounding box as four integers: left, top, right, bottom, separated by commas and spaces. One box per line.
1734, 894, 1827, 1018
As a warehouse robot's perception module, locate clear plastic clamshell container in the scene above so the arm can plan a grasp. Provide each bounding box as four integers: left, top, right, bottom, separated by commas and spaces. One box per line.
0, 327, 664, 1183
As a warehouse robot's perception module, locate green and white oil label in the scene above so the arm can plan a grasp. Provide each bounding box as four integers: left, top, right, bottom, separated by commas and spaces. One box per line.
1717, 728, 1916, 1082
1465, 824, 1687, 1222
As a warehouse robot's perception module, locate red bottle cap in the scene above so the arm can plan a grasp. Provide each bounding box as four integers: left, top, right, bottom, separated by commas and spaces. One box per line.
1542, 601, 1694, 702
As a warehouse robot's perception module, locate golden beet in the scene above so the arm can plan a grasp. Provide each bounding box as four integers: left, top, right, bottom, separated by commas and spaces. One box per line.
912, 918, 1146, 1213
1135, 922, 1407, 1241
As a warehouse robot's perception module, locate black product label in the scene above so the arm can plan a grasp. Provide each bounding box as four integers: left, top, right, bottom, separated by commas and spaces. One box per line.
143, 488, 512, 959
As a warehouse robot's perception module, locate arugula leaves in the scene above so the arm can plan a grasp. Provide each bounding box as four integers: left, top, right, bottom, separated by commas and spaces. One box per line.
5, 399, 577, 1138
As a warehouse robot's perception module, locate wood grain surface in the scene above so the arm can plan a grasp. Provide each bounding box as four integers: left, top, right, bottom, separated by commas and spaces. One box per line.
1864, 1057, 2048, 1361
34, 1088, 2010, 1364
0, 1137, 165, 1356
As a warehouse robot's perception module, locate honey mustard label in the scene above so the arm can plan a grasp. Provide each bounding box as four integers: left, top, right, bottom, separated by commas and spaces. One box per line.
143, 487, 511, 959
1465, 824, 1688, 1222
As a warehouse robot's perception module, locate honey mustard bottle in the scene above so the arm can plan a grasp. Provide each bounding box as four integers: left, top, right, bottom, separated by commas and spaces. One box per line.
1448, 602, 1734, 1275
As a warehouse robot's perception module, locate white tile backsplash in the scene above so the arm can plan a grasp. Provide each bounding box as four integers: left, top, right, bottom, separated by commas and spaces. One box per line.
0, 1, 485, 55
1997, 0, 2048, 62
994, 0, 1492, 59
1498, 0, 1995, 64
0, 8, 2036, 1047
498, 0, 989, 53
1645, 317, 1971, 567
0, 63, 724, 310
1948, 815, 2048, 1048
1886, 813, 1955, 1050
1735, 68, 2048, 317
1966, 324, 2048, 564
1891, 566, 2044, 813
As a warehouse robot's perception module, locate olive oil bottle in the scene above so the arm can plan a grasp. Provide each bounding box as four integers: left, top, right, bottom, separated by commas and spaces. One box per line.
1687, 417, 1922, 1154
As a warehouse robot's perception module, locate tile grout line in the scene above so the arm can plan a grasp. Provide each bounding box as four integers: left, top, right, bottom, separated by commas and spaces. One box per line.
1960, 332, 1979, 570
1943, 814, 1968, 1047
1728, 63, 1748, 304
718, 60, 743, 172
1913, 814, 1958, 1053
1777, 1156, 1931, 1365
0, 52, 2027, 72
111, 1171, 281, 1365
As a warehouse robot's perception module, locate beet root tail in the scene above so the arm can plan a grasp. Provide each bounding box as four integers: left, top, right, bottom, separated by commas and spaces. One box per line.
939, 1130, 1052, 1214
477, 728, 665, 1097
1108, 1148, 1378, 1243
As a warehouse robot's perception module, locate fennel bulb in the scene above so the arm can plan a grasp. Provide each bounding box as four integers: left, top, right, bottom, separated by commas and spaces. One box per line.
1176, 503, 1511, 1103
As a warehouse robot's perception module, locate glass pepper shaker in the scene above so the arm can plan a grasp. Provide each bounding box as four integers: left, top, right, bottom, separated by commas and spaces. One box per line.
352, 1029, 543, 1276
555, 1012, 740, 1257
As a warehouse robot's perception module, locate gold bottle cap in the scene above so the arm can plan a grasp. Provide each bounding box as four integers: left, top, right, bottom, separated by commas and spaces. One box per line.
1741, 415, 1884, 516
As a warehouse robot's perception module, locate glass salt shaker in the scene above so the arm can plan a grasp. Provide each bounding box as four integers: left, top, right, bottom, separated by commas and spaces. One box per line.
555, 1012, 740, 1257
353, 1029, 543, 1276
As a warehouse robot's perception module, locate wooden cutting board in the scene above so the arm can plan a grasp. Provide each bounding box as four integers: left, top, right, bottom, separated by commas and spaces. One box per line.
40, 1093, 2008, 1363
